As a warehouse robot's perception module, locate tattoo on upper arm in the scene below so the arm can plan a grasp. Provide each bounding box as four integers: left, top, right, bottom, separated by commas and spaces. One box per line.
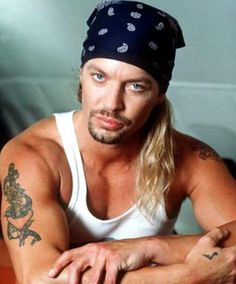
3, 163, 41, 247
191, 141, 221, 162
202, 251, 219, 260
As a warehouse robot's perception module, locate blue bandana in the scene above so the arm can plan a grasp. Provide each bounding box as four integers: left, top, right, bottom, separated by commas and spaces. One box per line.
81, 0, 185, 88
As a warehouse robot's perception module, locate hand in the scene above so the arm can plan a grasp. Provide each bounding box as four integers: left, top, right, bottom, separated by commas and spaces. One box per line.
186, 228, 236, 283
48, 238, 154, 284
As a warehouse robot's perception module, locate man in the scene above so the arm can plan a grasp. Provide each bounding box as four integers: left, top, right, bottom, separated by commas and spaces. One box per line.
1, 1, 236, 283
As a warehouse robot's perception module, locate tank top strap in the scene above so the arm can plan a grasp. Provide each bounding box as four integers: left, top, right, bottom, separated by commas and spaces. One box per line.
54, 111, 87, 214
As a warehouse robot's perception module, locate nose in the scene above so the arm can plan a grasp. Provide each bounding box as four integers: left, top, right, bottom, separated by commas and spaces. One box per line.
102, 83, 124, 111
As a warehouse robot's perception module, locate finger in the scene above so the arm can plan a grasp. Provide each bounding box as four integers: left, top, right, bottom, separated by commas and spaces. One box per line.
48, 249, 81, 278
104, 262, 119, 284
89, 257, 106, 284
68, 258, 91, 284
198, 228, 229, 248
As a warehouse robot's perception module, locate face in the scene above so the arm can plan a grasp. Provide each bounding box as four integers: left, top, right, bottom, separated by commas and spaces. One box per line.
80, 58, 164, 144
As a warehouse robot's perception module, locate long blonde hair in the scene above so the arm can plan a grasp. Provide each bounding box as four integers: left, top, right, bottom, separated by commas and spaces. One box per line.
136, 97, 175, 219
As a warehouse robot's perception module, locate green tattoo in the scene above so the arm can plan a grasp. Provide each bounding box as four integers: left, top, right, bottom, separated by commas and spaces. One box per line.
3, 163, 41, 247
192, 141, 221, 162
203, 251, 219, 260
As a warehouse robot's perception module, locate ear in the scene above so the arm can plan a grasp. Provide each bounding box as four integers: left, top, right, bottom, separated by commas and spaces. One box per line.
78, 68, 83, 104
79, 68, 83, 82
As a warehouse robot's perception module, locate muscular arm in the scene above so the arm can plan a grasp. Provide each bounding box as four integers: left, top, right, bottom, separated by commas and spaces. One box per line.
0, 139, 70, 283
74, 229, 235, 284
156, 139, 236, 262
120, 230, 236, 284
190, 141, 236, 232
119, 139, 236, 266
119, 265, 192, 284
119, 140, 236, 283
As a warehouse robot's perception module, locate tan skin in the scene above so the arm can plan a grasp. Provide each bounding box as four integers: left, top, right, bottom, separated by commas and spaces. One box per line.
0, 58, 236, 283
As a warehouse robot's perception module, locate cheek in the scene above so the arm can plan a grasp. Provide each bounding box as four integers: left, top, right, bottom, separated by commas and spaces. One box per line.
81, 83, 105, 106
130, 103, 155, 127
81, 88, 98, 108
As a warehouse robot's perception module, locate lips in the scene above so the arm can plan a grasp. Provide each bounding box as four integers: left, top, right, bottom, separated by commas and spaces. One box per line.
95, 114, 124, 130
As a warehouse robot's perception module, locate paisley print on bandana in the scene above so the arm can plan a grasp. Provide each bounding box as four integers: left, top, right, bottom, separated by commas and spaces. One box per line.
81, 1, 185, 84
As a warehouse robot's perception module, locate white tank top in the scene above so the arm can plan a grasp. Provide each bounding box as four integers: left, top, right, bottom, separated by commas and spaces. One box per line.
54, 111, 177, 245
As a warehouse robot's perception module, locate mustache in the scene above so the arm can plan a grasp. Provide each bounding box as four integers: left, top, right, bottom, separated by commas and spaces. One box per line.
90, 109, 132, 126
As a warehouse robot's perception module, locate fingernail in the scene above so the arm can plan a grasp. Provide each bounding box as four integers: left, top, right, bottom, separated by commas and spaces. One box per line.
48, 268, 56, 278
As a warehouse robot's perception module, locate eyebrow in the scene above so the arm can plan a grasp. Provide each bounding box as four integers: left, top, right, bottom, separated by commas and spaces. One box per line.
86, 63, 153, 84
86, 63, 104, 72
126, 77, 152, 85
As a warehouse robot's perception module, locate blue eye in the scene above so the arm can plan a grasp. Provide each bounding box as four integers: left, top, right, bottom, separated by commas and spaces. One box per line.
131, 83, 145, 91
93, 73, 104, 81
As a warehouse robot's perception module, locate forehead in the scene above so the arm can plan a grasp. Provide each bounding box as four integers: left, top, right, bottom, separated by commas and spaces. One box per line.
83, 58, 157, 83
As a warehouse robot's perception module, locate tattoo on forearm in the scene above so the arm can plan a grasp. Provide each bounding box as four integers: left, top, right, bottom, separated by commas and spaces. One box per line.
3, 163, 41, 247
203, 252, 219, 260
191, 141, 221, 162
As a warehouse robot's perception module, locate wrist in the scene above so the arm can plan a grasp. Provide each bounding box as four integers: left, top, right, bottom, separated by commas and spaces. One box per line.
149, 235, 202, 265
151, 236, 177, 264
143, 236, 173, 264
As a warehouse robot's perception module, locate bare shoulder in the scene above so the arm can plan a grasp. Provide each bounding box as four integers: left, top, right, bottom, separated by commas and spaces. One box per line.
0, 116, 67, 186
172, 130, 231, 195
173, 130, 222, 164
